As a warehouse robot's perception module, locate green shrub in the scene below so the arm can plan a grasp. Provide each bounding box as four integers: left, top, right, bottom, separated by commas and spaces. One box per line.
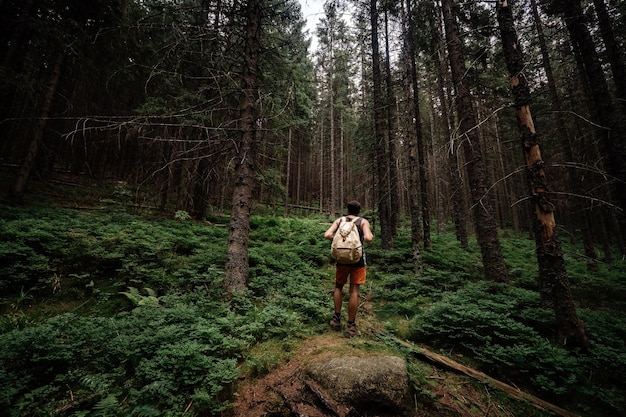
0, 241, 50, 293
0, 297, 244, 416
409, 281, 624, 415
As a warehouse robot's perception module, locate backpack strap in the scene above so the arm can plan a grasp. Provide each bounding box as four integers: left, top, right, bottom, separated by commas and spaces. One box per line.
348, 216, 363, 241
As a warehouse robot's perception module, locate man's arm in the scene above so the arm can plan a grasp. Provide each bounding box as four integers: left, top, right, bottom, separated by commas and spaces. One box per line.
324, 218, 341, 240
360, 219, 374, 243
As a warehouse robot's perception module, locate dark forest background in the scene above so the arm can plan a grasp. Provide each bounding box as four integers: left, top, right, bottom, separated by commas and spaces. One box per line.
2, 0, 625, 246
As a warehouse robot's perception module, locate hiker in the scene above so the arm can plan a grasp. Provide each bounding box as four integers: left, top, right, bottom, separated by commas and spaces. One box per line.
324, 200, 374, 338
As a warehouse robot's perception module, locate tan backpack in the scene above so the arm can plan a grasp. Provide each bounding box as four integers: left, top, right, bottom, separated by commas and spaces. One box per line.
331, 217, 362, 264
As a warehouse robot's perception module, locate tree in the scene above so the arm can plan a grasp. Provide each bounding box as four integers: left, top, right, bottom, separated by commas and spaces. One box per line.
529, 0, 600, 269
554, 0, 626, 248
370, 0, 393, 249
426, 2, 468, 249
442, 0, 509, 283
496, 0, 589, 351
401, 0, 423, 272
591, 0, 626, 121
3, 0, 127, 201
406, 0, 432, 250
224, 0, 263, 294
322, 2, 338, 214
8, 53, 64, 202
259, 1, 315, 212
383, 1, 400, 237
315, 1, 356, 215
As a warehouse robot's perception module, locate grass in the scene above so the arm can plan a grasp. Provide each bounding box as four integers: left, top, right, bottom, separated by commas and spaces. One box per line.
0, 192, 625, 416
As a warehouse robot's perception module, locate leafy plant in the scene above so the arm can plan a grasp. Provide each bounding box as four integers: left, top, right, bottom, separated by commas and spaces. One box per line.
174, 210, 191, 221
119, 287, 161, 307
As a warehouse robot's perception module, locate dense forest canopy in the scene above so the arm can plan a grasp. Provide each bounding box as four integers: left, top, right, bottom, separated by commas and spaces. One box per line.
2, 0, 625, 243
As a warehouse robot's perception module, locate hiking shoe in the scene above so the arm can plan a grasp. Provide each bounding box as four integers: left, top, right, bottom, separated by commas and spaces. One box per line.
345, 324, 361, 338
329, 317, 341, 331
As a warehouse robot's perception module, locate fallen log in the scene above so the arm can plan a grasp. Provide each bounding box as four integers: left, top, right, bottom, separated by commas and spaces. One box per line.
387, 336, 580, 417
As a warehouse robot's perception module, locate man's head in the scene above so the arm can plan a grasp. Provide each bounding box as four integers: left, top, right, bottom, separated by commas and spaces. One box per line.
347, 200, 361, 215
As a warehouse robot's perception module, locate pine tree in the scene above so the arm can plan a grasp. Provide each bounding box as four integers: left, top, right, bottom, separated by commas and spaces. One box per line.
496, 0, 589, 351
224, 0, 263, 294
442, 0, 509, 283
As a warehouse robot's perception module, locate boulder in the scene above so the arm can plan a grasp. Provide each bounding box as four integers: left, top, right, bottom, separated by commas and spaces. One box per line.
307, 355, 413, 416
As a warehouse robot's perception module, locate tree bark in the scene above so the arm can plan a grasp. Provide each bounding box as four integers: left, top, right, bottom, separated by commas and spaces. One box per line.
224, 0, 262, 294
9, 52, 65, 202
442, 0, 509, 283
371, 0, 392, 249
284, 127, 292, 217
591, 0, 626, 120
557, 0, 626, 245
530, 0, 599, 269
329, 30, 337, 215
384, 5, 399, 238
408, 5, 432, 250
427, 2, 467, 249
402, 0, 422, 272
496, 0, 589, 351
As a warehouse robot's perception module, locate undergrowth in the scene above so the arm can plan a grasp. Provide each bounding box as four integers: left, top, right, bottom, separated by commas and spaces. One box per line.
1, 200, 625, 417
374, 234, 626, 417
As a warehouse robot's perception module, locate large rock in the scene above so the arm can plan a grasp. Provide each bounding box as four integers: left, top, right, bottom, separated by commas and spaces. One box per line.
307, 355, 413, 416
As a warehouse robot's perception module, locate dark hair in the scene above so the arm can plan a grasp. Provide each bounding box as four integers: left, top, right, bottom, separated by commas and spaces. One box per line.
347, 200, 361, 215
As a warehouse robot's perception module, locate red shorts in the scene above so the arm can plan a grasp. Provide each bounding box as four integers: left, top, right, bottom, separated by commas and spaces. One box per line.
335, 265, 367, 286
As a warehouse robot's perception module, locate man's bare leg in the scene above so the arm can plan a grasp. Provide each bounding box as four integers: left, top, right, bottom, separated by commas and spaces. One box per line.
333, 283, 344, 315
347, 283, 360, 322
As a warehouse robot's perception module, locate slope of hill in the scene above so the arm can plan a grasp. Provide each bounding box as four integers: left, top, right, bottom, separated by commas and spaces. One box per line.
1, 175, 624, 416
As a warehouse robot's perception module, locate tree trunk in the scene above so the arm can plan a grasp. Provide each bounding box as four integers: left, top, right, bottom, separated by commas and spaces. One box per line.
371, 0, 392, 249
9, 52, 65, 202
384, 6, 399, 238
496, 0, 589, 351
558, 0, 626, 245
442, 0, 509, 283
329, 34, 337, 215
319, 116, 324, 214
340, 110, 345, 210
224, 0, 262, 294
284, 127, 292, 217
591, 0, 626, 119
403, 0, 432, 249
531, 0, 599, 268
402, 0, 422, 273
427, 2, 467, 249
191, 155, 210, 220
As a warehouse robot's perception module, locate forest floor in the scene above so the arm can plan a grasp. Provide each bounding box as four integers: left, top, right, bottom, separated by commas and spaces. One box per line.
230, 297, 578, 417
0, 172, 590, 417
232, 334, 501, 417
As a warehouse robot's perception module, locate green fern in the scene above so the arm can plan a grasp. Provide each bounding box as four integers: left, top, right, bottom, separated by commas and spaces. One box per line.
93, 394, 122, 416
129, 405, 161, 417
119, 287, 160, 307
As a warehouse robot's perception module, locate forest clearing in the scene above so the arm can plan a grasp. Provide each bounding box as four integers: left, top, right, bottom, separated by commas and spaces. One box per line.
1, 0, 626, 415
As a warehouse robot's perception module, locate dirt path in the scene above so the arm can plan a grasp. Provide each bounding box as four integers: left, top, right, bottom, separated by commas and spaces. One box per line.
230, 294, 580, 417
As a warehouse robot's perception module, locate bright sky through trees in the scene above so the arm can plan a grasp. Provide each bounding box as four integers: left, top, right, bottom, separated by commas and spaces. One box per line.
299, 0, 325, 31
299, 0, 325, 50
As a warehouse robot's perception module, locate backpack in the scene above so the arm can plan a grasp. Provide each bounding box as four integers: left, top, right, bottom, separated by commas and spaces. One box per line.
331, 217, 362, 264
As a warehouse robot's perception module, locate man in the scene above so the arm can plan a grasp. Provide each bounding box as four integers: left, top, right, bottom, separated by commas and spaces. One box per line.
324, 200, 374, 337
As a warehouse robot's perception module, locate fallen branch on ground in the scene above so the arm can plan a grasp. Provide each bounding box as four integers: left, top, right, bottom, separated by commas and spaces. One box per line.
383, 335, 580, 417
